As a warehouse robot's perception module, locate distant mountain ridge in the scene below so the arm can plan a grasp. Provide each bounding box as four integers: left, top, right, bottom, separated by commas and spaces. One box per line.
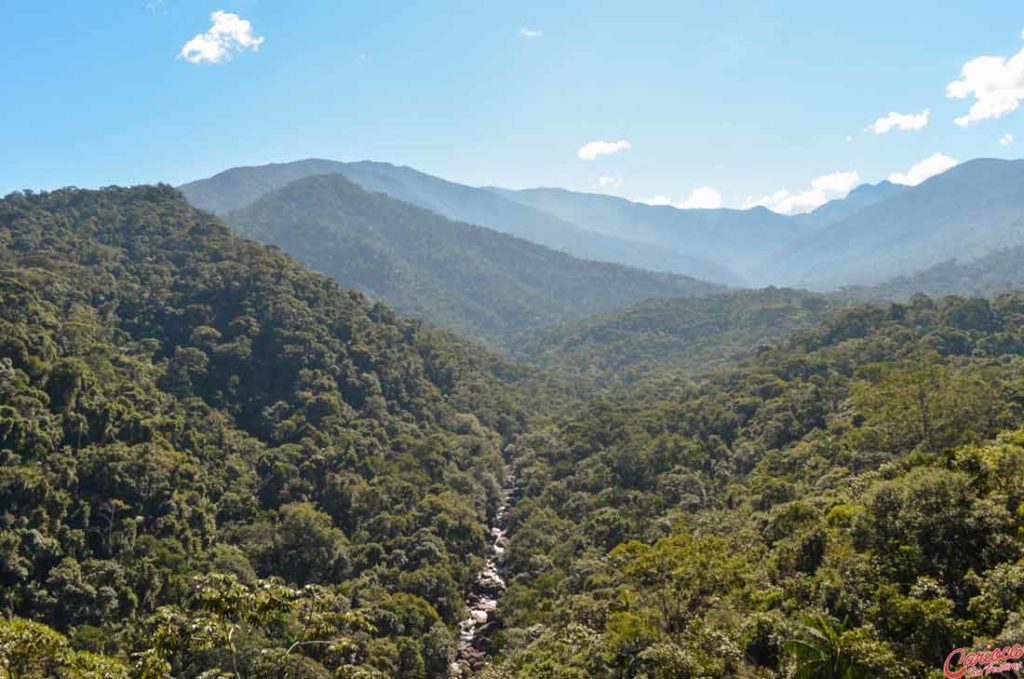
224, 172, 723, 344
759, 159, 1024, 288
181, 159, 741, 285
488, 186, 806, 281
792, 179, 906, 230
182, 156, 1024, 294
863, 244, 1024, 300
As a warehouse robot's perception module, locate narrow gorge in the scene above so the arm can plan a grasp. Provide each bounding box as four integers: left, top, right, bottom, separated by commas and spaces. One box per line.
450, 475, 517, 677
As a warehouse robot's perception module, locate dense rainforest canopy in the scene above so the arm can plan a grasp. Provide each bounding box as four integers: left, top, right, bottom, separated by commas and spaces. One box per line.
5, 185, 1024, 679
0, 185, 535, 677
512, 288, 841, 385
486, 293, 1024, 677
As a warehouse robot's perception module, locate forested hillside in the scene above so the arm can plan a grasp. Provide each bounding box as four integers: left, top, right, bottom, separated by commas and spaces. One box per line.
514, 288, 839, 384
224, 173, 722, 345
867, 245, 1024, 300
180, 160, 739, 285
485, 293, 1024, 677
7, 184, 1024, 679
183, 158, 1024, 293
0, 185, 533, 677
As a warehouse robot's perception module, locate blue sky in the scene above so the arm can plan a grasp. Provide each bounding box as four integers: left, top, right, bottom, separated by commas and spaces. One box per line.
2, 1, 1023, 212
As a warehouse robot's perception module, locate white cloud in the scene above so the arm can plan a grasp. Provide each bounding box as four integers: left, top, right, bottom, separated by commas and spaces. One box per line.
577, 140, 631, 160
811, 170, 860, 194
679, 186, 722, 209
1001, 132, 1015, 146
639, 186, 722, 209
746, 188, 822, 214
179, 11, 264, 64
597, 175, 622, 189
867, 109, 930, 134
745, 170, 860, 215
887, 153, 958, 186
520, 28, 543, 39
947, 34, 1024, 126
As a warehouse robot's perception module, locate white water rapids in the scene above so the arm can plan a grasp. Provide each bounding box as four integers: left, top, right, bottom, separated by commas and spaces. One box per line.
449, 476, 516, 677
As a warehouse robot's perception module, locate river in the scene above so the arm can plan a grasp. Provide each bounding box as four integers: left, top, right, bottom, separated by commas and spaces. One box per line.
449, 475, 516, 677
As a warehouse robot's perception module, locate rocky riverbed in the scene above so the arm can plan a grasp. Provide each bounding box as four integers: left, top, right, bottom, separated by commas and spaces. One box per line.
449, 476, 516, 677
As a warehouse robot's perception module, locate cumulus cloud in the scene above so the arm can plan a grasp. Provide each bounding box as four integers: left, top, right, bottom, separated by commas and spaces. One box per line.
867, 109, 930, 134
639, 187, 722, 209
947, 34, 1024, 126
577, 140, 631, 160
520, 28, 543, 38
888, 153, 958, 186
811, 171, 860, 194
679, 186, 722, 209
745, 170, 860, 215
597, 175, 622, 189
180, 11, 264, 64
1001, 133, 1015, 146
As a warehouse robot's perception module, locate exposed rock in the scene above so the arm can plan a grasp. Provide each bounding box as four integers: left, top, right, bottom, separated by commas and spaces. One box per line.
453, 475, 518, 676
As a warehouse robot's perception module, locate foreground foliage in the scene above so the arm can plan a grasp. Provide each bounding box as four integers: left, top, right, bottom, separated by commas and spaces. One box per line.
0, 186, 527, 676
489, 293, 1024, 677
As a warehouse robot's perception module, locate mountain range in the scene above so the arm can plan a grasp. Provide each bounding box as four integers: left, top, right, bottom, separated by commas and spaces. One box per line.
10, 168, 1024, 679
180, 159, 739, 285
488, 186, 805, 280
762, 159, 1024, 288
222, 172, 720, 344
182, 157, 1024, 298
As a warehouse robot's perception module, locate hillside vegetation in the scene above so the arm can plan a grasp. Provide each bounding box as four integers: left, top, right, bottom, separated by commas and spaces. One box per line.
7, 185, 1024, 679
181, 160, 739, 285
0, 185, 530, 677
488, 293, 1024, 677
184, 158, 1024, 294
224, 173, 722, 346
866, 245, 1024, 300
514, 288, 840, 384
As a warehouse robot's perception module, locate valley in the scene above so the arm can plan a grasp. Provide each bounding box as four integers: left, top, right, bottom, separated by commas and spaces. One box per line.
6, 156, 1024, 678
10, 5, 1024, 677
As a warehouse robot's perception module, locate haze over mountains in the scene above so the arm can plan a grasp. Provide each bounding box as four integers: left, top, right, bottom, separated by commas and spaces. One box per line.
181, 157, 1024, 303
488, 186, 804, 280
180, 159, 738, 285
223, 172, 720, 344
764, 159, 1024, 288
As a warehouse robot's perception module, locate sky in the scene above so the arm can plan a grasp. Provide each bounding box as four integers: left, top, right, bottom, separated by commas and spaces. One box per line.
2, 1, 1024, 213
